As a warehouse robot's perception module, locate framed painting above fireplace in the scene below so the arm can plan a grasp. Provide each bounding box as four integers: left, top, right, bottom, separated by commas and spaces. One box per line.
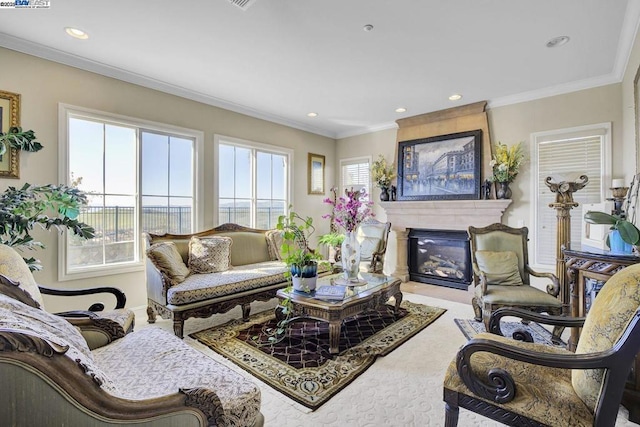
397, 130, 482, 201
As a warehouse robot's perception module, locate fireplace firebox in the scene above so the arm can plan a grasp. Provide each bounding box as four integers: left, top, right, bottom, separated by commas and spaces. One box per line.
408, 229, 472, 290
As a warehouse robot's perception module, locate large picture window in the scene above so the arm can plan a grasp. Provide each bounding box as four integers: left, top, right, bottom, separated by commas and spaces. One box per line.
215, 135, 291, 229
59, 105, 203, 279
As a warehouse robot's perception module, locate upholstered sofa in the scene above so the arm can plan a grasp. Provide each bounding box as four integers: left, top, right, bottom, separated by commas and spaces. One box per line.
0, 272, 264, 427
146, 223, 328, 338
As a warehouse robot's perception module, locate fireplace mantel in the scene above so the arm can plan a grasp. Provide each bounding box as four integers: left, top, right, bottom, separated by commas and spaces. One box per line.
380, 199, 512, 281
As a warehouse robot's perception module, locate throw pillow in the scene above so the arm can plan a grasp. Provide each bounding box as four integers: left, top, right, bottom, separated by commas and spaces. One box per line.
0, 244, 45, 308
265, 229, 284, 261
146, 242, 190, 285
474, 250, 523, 286
188, 236, 233, 273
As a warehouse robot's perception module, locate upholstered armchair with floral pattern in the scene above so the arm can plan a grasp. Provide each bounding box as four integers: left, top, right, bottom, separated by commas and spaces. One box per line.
443, 263, 640, 427
357, 219, 391, 274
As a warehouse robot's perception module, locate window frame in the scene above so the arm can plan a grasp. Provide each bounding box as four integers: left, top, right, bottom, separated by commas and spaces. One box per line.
213, 134, 293, 228
339, 155, 372, 200
58, 103, 204, 281
530, 122, 612, 268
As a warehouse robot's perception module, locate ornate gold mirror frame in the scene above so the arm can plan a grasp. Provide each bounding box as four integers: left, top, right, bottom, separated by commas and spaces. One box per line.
0, 90, 20, 178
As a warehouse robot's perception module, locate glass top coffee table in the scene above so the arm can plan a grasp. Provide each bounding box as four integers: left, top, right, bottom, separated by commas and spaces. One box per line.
276, 272, 403, 354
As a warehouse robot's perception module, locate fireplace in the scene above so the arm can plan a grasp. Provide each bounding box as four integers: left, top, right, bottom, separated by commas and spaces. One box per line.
408, 228, 472, 290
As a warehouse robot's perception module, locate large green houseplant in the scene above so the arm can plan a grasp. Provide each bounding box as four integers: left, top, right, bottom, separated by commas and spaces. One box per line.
0, 183, 95, 270
583, 210, 640, 252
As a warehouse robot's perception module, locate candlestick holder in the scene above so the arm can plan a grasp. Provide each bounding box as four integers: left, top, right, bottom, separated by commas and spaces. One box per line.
608, 186, 629, 217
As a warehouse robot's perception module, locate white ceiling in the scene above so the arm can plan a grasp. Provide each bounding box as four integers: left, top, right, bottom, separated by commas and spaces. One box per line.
0, 0, 638, 139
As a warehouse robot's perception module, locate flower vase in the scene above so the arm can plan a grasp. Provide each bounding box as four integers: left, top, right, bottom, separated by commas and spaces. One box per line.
379, 187, 390, 201
341, 231, 361, 283
496, 181, 512, 199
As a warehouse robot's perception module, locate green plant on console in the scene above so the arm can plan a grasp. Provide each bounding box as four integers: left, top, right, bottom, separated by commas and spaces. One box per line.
0, 183, 95, 271
583, 210, 640, 246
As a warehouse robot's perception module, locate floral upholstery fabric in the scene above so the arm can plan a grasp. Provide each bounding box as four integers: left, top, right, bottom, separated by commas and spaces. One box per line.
443, 332, 594, 427
92, 327, 261, 427
572, 263, 640, 412
188, 236, 233, 274
0, 244, 45, 308
167, 261, 288, 305
146, 241, 191, 286
0, 294, 119, 394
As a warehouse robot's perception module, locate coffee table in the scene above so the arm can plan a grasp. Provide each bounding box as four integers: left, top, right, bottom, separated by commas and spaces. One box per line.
276, 272, 403, 354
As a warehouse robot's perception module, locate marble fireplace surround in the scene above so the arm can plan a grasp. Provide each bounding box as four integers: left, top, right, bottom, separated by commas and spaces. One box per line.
379, 199, 512, 282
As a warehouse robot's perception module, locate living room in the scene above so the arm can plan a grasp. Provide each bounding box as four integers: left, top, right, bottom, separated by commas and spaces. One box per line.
2, 1, 640, 426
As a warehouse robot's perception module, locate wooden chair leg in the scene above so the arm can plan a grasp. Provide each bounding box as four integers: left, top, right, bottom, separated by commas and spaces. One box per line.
444, 403, 460, 427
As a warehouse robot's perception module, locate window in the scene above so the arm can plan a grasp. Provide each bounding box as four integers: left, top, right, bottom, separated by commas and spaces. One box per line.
532, 123, 611, 266
59, 105, 203, 280
340, 156, 371, 199
215, 135, 291, 229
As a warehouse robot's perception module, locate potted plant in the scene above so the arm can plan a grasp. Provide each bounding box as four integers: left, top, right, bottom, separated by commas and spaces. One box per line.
276, 208, 323, 292
371, 155, 396, 201
489, 141, 525, 199
0, 183, 95, 270
584, 210, 640, 254
318, 232, 345, 264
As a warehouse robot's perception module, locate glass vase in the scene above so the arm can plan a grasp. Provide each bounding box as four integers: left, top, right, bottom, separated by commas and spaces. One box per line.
341, 231, 361, 283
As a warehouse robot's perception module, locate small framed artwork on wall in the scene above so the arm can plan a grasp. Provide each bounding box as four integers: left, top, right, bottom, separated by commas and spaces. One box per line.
0, 90, 20, 179
308, 153, 325, 195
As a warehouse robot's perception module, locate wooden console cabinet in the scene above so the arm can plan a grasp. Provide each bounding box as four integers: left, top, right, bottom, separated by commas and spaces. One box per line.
564, 246, 640, 422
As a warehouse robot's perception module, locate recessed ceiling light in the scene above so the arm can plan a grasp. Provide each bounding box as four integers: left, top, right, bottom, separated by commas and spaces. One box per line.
65, 27, 89, 40
363, 24, 374, 32
449, 94, 462, 101
395, 107, 407, 113
546, 36, 570, 48
307, 112, 318, 118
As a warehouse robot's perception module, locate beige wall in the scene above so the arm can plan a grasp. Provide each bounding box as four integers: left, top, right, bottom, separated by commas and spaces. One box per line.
0, 47, 335, 311
337, 84, 627, 276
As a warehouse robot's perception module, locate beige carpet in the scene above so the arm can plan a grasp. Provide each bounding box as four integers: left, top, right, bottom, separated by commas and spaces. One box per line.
134, 293, 636, 427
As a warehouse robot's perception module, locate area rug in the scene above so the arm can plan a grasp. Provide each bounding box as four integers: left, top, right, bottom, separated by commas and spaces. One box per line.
191, 301, 446, 410
454, 318, 567, 347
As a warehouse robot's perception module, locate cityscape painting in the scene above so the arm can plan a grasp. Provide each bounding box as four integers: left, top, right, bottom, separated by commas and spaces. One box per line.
397, 130, 482, 201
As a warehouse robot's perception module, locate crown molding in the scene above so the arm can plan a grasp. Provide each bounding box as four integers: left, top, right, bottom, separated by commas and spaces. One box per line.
0, 33, 337, 139
335, 122, 398, 140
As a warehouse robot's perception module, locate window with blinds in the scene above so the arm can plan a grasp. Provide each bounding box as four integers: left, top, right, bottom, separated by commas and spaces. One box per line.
340, 157, 371, 199
533, 124, 611, 266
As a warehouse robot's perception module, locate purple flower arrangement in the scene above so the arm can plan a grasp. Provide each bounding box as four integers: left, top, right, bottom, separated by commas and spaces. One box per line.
323, 187, 374, 233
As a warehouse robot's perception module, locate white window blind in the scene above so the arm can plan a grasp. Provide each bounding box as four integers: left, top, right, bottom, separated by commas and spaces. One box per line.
340, 157, 371, 198
535, 132, 607, 266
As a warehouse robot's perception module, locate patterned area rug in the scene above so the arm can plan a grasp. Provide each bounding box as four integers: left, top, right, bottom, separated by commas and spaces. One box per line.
191, 301, 446, 410
454, 318, 567, 347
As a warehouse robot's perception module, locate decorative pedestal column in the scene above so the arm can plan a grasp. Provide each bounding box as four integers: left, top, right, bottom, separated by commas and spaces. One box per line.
545, 175, 589, 314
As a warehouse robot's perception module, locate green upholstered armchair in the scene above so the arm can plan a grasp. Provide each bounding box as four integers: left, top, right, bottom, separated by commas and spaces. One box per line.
357, 219, 391, 274
468, 223, 562, 335
0, 244, 134, 349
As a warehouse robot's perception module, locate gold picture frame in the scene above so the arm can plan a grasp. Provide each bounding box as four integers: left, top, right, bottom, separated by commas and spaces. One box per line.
0, 90, 20, 179
308, 153, 325, 195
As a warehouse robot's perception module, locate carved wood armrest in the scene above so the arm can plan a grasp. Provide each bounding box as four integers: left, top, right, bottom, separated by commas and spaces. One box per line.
488, 307, 585, 336
456, 337, 616, 404
64, 316, 127, 342
471, 262, 487, 293
39, 285, 127, 310
526, 265, 560, 297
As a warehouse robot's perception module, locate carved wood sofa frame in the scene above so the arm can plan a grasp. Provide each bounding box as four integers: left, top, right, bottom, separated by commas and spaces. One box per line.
145, 223, 288, 338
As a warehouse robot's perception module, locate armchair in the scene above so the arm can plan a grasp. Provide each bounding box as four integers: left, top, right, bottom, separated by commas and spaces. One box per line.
357, 219, 391, 274
443, 263, 640, 427
468, 223, 562, 334
0, 243, 134, 348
